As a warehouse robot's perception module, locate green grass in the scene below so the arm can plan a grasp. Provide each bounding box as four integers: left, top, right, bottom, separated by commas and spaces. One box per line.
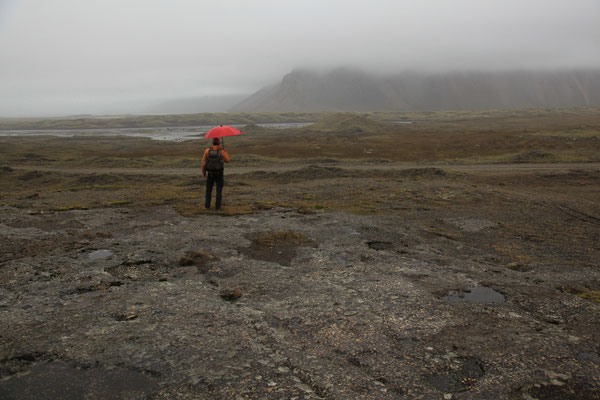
103, 200, 132, 207
55, 204, 88, 211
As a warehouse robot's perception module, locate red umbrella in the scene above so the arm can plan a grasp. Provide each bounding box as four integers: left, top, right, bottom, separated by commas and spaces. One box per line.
203, 125, 243, 147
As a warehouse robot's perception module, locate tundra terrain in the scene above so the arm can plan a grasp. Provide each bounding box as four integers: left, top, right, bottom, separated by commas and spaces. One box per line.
1, 110, 599, 399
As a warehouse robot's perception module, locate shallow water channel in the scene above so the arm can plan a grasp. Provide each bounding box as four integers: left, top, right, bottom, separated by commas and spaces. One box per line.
0, 122, 314, 142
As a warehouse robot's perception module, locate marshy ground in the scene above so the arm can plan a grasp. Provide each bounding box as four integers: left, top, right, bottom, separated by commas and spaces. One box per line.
1, 110, 600, 399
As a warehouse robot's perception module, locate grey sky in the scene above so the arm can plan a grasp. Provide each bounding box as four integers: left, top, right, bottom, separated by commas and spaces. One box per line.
1, 0, 599, 116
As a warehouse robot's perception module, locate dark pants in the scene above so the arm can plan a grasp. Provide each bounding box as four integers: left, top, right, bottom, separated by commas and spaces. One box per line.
205, 170, 224, 209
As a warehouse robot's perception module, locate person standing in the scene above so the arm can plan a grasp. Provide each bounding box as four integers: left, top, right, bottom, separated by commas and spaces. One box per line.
202, 138, 230, 210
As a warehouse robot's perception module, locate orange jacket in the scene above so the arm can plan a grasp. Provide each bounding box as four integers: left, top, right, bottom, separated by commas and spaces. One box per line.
202, 145, 230, 175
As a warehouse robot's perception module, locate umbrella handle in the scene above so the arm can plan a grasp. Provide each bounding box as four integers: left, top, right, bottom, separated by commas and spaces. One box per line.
222, 137, 225, 149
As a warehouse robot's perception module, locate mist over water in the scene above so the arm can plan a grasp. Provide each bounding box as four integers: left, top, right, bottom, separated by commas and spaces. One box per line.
0, 0, 599, 116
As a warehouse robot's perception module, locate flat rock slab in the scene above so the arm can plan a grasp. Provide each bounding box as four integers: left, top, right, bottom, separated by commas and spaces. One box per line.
0, 362, 158, 400
1, 206, 599, 399
88, 249, 114, 261
445, 218, 497, 232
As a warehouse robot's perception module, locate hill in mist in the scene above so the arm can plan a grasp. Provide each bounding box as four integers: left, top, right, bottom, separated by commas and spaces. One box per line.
231, 68, 600, 112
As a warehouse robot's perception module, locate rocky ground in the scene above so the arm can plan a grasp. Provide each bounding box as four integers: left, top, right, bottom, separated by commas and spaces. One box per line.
1, 161, 600, 399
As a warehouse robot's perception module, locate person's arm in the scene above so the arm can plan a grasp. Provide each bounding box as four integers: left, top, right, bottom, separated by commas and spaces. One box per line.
221, 148, 230, 163
201, 148, 208, 176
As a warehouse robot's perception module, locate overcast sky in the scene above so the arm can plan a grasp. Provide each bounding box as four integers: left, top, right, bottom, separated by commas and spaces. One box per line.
1, 0, 599, 116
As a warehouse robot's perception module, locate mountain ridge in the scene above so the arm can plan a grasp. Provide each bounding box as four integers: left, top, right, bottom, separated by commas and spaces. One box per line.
230, 68, 600, 112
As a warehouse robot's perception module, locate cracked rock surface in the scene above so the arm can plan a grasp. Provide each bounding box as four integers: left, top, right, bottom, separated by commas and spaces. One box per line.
1, 205, 599, 399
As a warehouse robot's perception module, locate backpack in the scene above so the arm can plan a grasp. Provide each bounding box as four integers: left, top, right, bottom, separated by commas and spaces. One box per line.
205, 148, 224, 173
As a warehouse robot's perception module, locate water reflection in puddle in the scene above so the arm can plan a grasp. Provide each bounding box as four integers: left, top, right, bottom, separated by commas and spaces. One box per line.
88, 250, 114, 261
442, 286, 505, 303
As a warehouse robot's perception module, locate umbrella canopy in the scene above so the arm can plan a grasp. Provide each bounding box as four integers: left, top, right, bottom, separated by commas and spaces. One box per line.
203, 125, 243, 139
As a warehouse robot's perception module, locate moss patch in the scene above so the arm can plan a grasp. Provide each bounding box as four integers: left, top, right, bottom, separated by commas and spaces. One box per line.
55, 204, 88, 211
560, 286, 600, 304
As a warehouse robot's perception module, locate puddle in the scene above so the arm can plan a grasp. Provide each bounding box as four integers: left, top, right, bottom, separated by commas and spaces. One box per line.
239, 231, 317, 266
426, 356, 485, 392
0, 362, 158, 400
442, 286, 505, 303
88, 250, 114, 261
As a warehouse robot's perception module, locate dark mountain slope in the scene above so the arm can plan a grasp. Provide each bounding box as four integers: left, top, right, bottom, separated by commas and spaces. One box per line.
231, 68, 600, 112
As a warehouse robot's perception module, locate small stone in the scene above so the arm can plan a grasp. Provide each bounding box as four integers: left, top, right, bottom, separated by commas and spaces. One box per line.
296, 383, 313, 393
116, 312, 137, 321
568, 335, 581, 344
267, 380, 277, 387
220, 288, 242, 301
158, 275, 168, 282
444, 394, 453, 399
543, 315, 562, 324
546, 371, 570, 380
255, 375, 262, 380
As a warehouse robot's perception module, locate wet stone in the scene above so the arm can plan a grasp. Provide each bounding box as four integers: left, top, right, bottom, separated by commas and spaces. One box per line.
0, 362, 158, 400
441, 286, 505, 303
88, 250, 114, 261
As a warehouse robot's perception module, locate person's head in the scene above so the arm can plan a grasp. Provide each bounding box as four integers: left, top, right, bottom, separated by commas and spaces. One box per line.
212, 138, 220, 146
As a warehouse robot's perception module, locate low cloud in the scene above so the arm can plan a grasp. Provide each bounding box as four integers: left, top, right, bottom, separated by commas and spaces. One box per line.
1, 0, 599, 115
